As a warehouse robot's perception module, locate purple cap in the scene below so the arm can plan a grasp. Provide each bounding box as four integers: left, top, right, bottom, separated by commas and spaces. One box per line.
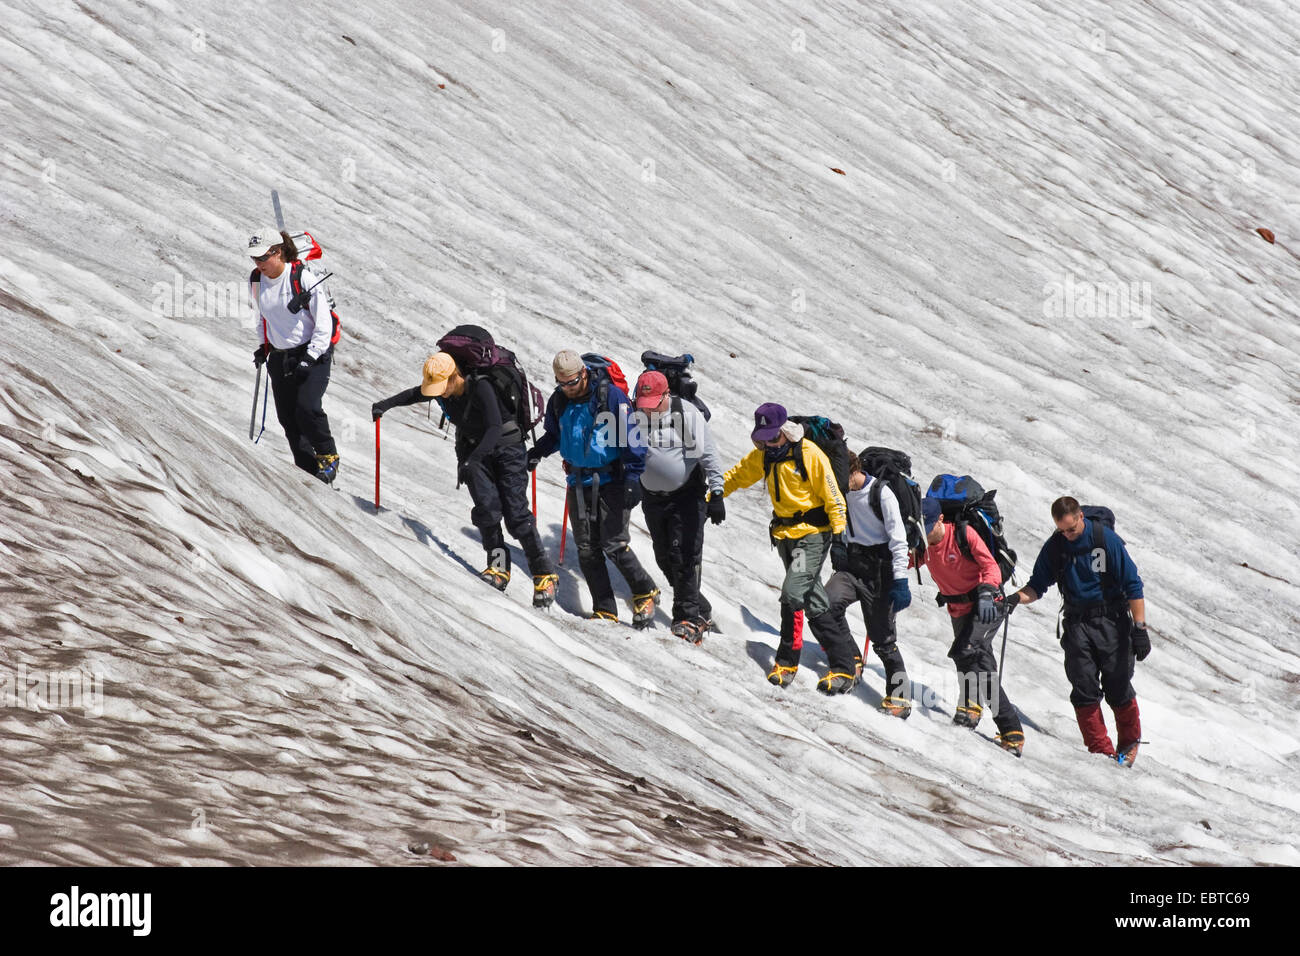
751, 403, 787, 442
922, 498, 943, 533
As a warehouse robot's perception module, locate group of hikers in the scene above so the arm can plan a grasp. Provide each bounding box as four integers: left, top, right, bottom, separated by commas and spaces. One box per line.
246, 228, 1150, 768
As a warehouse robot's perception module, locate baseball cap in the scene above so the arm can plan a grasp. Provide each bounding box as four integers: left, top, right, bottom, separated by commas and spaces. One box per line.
751, 402, 787, 442
553, 349, 585, 382
635, 371, 669, 410
420, 352, 458, 396
245, 228, 282, 257
922, 498, 943, 533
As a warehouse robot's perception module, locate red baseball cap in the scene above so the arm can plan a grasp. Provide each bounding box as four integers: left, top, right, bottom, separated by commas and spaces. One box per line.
635, 371, 670, 410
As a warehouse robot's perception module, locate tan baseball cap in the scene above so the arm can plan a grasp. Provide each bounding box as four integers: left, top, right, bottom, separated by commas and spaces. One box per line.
420, 352, 458, 396
552, 349, 585, 382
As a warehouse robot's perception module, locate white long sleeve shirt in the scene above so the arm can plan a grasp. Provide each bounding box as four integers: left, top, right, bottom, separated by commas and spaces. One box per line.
639, 400, 725, 495
252, 263, 333, 360
844, 474, 910, 580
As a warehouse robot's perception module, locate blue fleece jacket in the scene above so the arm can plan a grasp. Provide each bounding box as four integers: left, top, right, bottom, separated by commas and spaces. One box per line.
1025, 519, 1144, 605
533, 373, 646, 487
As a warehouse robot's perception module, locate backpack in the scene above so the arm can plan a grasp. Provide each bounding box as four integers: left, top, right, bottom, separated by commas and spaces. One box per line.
782, 415, 851, 495
248, 231, 341, 347
436, 325, 546, 436
926, 474, 1018, 587
858, 447, 927, 561
1051, 505, 1116, 595
641, 350, 711, 420
580, 353, 630, 404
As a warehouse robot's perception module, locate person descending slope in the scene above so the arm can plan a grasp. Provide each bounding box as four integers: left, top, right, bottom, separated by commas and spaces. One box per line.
722, 403, 854, 687
247, 228, 339, 483
1006, 497, 1147, 766
527, 350, 658, 626
818, 453, 915, 709
919, 498, 1025, 756
632, 370, 726, 644
371, 351, 558, 608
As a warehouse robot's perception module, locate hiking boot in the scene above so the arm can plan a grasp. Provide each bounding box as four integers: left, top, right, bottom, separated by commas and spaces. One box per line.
880, 696, 913, 720
587, 610, 619, 623
1116, 741, 1140, 768
315, 454, 340, 484
996, 730, 1025, 758
479, 567, 510, 591
532, 573, 558, 609
817, 672, 857, 695
670, 620, 703, 644
631, 588, 660, 629
953, 702, 983, 728
767, 664, 798, 687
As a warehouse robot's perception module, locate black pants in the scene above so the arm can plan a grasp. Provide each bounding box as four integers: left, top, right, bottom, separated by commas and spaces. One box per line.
568, 479, 656, 617
1061, 607, 1135, 708
824, 546, 909, 696
268, 348, 336, 474
462, 441, 554, 578
948, 608, 1022, 734
641, 474, 711, 624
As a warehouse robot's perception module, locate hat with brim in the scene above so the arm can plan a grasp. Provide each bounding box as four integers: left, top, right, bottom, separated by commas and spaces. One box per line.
421, 352, 457, 397
245, 228, 283, 257
922, 497, 943, 533
635, 371, 670, 410
751, 402, 787, 442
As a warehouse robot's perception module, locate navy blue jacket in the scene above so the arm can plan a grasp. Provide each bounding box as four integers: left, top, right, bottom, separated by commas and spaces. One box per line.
1025, 519, 1144, 606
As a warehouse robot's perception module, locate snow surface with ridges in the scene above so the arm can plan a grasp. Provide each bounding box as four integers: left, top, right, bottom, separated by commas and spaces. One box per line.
0, 0, 1297, 864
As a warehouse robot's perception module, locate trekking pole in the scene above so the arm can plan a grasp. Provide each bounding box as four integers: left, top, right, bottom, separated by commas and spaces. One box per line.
999, 605, 1010, 676
531, 470, 538, 518
558, 494, 569, 565
253, 366, 269, 444
374, 418, 381, 512
249, 364, 262, 440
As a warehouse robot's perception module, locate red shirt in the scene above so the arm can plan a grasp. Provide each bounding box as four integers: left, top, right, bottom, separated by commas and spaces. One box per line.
922, 523, 1001, 617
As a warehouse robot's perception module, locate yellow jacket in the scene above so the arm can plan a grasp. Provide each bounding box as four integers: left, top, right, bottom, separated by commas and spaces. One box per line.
723, 440, 846, 539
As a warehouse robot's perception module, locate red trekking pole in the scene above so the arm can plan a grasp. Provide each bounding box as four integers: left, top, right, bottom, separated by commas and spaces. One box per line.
374, 418, 381, 512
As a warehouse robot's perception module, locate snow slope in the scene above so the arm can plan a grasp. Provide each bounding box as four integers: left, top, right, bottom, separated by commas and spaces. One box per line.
1, 0, 1297, 864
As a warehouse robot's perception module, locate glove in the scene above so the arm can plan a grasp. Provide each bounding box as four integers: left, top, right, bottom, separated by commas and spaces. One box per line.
1131, 622, 1151, 661
1004, 591, 1022, 611
890, 579, 911, 612
371, 401, 386, 421
253, 345, 268, 367
829, 536, 848, 573
624, 479, 642, 510
457, 462, 470, 486
525, 447, 543, 471
293, 355, 315, 382
977, 585, 998, 624
706, 493, 726, 525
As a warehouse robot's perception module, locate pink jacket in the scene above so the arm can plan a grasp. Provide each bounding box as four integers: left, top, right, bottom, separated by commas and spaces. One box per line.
922, 524, 1001, 618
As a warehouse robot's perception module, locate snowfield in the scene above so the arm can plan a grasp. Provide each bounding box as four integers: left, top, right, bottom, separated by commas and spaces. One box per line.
1, 0, 1298, 865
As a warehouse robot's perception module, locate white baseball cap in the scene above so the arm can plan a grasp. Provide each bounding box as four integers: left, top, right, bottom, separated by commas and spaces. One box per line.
245, 228, 283, 257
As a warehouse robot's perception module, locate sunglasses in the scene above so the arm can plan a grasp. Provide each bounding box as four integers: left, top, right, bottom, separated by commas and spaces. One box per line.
251, 251, 276, 263
556, 374, 583, 388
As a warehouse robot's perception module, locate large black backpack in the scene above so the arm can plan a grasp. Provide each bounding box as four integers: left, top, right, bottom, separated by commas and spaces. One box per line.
858, 447, 927, 565
926, 474, 1018, 587
784, 415, 851, 495
436, 325, 545, 436
641, 351, 710, 420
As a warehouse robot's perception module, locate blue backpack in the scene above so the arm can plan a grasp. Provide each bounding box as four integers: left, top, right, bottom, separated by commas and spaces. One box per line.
926, 474, 1018, 587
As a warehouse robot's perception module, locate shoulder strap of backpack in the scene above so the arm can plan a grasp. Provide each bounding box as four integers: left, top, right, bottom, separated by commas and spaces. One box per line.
289, 261, 304, 295
868, 477, 884, 520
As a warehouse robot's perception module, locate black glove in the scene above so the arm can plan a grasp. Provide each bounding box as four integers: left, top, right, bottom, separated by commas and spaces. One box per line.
624, 479, 642, 510
253, 345, 268, 367
1131, 622, 1151, 661
977, 585, 998, 624
293, 355, 315, 382
706, 493, 726, 525
525, 447, 543, 471
829, 536, 849, 572
371, 401, 387, 421
457, 462, 470, 487
1004, 591, 1022, 611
